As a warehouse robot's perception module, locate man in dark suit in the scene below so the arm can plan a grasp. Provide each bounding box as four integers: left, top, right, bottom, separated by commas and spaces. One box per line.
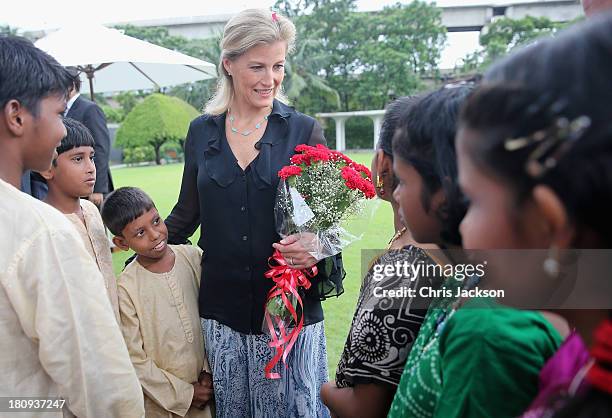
65, 69, 114, 207
20, 170, 47, 199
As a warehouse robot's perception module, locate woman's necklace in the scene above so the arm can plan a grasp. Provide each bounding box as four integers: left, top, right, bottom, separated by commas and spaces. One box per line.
387, 226, 407, 249
228, 107, 272, 137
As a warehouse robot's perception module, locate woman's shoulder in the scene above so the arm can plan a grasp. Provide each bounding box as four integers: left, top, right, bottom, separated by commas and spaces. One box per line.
274, 100, 316, 124
441, 300, 563, 353
189, 113, 217, 129
363, 245, 433, 287
185, 114, 223, 150
380, 244, 430, 264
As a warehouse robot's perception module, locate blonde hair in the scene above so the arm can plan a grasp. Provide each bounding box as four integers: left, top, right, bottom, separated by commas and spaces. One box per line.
204, 9, 296, 115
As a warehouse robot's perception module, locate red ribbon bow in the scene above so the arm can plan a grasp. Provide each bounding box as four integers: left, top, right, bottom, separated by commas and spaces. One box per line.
263, 249, 317, 379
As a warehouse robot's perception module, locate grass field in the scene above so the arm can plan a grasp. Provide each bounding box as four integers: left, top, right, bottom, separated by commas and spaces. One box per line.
110, 152, 394, 376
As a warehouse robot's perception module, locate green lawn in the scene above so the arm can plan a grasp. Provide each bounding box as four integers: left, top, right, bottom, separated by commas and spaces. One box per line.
110, 152, 394, 376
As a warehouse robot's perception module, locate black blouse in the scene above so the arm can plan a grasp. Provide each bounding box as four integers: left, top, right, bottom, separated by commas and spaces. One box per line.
165, 100, 345, 334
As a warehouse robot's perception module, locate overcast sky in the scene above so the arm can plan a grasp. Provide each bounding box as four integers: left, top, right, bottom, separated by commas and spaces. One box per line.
1, 0, 560, 69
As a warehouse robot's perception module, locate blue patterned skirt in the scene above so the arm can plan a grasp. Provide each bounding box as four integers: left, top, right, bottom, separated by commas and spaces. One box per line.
202, 318, 331, 418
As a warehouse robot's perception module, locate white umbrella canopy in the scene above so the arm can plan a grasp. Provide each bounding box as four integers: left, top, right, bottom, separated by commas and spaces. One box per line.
35, 23, 217, 99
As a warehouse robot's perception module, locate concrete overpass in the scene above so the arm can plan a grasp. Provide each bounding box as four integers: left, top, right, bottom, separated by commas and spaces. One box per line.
442, 0, 582, 32
120, 0, 583, 37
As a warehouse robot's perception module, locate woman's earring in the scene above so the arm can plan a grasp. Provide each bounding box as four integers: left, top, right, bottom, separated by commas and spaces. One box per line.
376, 175, 384, 196
543, 246, 560, 278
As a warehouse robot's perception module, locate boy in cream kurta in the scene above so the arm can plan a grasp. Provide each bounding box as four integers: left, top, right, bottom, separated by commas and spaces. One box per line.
102, 187, 213, 418
0, 36, 143, 418
41, 117, 120, 320
65, 198, 120, 319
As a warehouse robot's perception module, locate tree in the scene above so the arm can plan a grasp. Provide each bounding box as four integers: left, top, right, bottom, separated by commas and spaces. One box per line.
283, 38, 340, 114
116, 91, 138, 115
275, 0, 359, 113
276, 0, 446, 111
101, 105, 124, 123
481, 16, 560, 59
457, 16, 561, 73
115, 93, 199, 164
349, 1, 446, 109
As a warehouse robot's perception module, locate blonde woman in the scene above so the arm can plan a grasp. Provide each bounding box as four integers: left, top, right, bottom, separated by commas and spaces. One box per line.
165, 9, 343, 418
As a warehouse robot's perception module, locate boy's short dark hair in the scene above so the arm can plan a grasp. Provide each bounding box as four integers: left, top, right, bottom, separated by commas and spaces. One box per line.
0, 36, 73, 116
56, 117, 95, 157
66, 67, 82, 93
101, 187, 156, 236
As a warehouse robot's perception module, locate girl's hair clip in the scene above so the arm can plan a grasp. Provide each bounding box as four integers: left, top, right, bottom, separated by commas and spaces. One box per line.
272, 12, 279, 22
504, 115, 591, 178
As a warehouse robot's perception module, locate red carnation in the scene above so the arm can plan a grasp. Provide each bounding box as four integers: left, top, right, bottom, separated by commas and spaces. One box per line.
341, 166, 361, 189
307, 148, 331, 163
330, 150, 354, 165
290, 154, 307, 165
291, 145, 333, 166
352, 163, 372, 179
360, 179, 376, 198
341, 166, 376, 198
294, 144, 315, 153
278, 165, 303, 179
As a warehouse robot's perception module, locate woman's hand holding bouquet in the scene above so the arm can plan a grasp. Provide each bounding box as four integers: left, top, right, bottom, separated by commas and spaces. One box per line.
264, 144, 375, 378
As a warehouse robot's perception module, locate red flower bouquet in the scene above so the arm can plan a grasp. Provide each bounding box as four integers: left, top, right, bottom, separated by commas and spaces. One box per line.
263, 144, 375, 378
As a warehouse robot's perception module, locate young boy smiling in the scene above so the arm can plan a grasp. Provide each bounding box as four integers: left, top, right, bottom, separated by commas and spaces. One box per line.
41, 117, 120, 320
102, 187, 214, 418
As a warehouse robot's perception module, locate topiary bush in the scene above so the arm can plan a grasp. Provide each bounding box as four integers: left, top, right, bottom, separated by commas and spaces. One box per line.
115, 93, 200, 164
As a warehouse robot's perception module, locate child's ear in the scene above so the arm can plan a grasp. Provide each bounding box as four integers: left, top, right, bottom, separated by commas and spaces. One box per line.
3, 100, 26, 137
377, 150, 393, 176
532, 185, 574, 249
431, 187, 447, 218
38, 166, 54, 181
374, 149, 386, 172
112, 236, 130, 252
